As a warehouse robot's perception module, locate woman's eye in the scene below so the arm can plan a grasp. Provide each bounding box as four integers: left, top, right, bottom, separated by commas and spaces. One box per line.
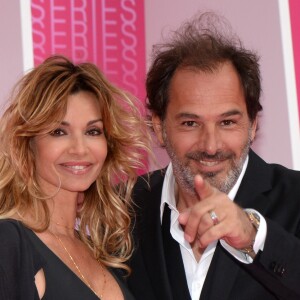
50, 128, 66, 136
87, 128, 102, 136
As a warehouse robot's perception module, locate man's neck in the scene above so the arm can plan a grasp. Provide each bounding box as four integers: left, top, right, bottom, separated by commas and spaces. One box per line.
175, 183, 199, 212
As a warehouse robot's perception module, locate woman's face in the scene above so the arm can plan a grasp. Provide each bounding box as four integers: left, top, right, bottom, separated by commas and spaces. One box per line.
32, 91, 107, 196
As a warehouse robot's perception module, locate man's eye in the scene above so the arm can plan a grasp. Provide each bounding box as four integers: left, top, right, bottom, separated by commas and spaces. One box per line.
221, 120, 234, 126
50, 128, 66, 136
183, 121, 196, 127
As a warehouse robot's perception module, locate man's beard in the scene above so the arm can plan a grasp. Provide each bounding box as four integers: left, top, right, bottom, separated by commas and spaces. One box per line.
163, 129, 252, 196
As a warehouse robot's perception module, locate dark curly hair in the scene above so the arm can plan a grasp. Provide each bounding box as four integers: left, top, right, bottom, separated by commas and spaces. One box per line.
146, 12, 262, 123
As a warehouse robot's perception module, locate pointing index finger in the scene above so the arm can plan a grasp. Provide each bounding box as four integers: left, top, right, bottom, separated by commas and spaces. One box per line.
194, 174, 215, 201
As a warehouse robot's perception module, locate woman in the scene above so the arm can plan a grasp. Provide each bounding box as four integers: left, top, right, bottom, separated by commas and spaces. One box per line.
0, 55, 151, 299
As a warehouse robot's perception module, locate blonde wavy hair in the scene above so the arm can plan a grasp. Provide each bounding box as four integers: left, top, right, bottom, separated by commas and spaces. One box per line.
0, 55, 152, 273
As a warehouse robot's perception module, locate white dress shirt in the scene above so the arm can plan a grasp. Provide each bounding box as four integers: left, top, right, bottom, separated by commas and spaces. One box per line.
160, 156, 267, 300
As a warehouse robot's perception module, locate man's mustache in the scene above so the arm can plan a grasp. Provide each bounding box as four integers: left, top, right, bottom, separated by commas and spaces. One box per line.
186, 151, 233, 161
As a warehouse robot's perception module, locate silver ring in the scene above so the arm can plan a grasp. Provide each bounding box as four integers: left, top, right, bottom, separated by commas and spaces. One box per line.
209, 210, 219, 225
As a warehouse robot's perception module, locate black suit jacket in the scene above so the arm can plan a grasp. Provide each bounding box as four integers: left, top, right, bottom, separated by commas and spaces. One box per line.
127, 150, 300, 300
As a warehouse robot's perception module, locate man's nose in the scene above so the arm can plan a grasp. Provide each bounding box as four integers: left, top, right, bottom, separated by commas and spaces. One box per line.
199, 126, 222, 155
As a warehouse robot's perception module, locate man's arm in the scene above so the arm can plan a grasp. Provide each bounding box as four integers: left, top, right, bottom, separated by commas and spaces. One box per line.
244, 218, 300, 299
178, 175, 300, 299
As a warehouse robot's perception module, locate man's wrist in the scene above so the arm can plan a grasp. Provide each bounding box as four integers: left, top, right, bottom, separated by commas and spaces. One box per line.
239, 211, 260, 259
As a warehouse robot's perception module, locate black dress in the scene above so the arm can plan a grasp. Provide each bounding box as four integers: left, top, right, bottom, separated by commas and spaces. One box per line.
0, 219, 135, 300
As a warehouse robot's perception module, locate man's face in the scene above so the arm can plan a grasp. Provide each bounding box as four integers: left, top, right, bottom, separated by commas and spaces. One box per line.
153, 62, 257, 195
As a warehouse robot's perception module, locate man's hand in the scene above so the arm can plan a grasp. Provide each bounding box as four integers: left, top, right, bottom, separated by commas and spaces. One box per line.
178, 174, 257, 250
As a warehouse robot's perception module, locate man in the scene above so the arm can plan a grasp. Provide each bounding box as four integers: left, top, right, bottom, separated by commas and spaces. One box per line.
127, 13, 300, 300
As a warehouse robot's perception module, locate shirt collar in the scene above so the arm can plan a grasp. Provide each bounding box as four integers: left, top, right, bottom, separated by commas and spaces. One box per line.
160, 155, 249, 222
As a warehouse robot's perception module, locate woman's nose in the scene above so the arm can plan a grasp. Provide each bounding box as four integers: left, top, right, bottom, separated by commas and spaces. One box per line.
68, 136, 87, 155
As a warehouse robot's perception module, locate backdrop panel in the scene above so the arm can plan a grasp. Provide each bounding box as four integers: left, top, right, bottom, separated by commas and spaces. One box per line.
31, 0, 146, 103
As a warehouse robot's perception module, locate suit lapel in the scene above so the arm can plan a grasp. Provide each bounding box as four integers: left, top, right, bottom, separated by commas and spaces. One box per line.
162, 205, 191, 300
200, 244, 241, 300
140, 172, 174, 300
234, 150, 272, 211
201, 150, 273, 300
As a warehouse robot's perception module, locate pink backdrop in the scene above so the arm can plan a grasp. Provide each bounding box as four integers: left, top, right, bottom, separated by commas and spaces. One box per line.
31, 0, 146, 103
1, 1, 298, 171
289, 0, 300, 118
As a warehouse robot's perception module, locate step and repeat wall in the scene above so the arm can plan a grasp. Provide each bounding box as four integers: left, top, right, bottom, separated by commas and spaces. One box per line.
1, 0, 300, 170
31, 0, 147, 106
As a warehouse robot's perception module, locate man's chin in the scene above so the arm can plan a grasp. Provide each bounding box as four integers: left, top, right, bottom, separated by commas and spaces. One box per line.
198, 168, 223, 180
202, 172, 227, 191
201, 171, 218, 178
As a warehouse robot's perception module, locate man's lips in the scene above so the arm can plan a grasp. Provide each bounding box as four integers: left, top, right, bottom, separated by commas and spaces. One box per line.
198, 159, 225, 167
192, 158, 227, 174
187, 152, 232, 169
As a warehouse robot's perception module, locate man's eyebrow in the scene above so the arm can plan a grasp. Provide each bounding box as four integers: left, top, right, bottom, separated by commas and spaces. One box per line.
220, 110, 243, 117
175, 113, 200, 119
174, 110, 243, 120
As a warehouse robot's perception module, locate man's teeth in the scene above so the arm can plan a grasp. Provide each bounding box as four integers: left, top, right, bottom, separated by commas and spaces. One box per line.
200, 160, 219, 166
